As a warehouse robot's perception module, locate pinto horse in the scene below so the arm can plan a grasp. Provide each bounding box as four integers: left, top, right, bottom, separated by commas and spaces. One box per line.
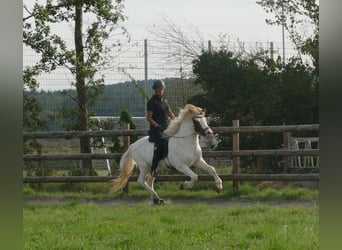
110, 104, 223, 204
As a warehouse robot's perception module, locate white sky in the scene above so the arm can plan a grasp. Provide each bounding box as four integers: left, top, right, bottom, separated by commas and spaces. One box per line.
124, 0, 284, 43
24, 0, 293, 91
24, 0, 286, 43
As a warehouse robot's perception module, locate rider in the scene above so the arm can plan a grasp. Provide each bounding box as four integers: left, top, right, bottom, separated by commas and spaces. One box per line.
146, 80, 175, 177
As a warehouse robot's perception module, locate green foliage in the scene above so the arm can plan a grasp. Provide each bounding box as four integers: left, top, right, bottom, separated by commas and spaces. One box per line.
191, 50, 276, 125
119, 109, 137, 129
23, 87, 45, 163
191, 50, 318, 126
23, 0, 129, 175
23, 88, 47, 152
277, 58, 318, 124
109, 109, 137, 154
256, 0, 319, 77
23, 88, 50, 185
190, 48, 318, 173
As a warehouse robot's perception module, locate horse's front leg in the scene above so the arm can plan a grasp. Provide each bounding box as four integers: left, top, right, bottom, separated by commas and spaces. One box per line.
194, 158, 223, 192
173, 163, 198, 190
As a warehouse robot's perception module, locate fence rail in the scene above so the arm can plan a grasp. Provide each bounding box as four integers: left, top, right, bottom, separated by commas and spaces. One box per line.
23, 124, 319, 139
23, 149, 319, 161
23, 123, 319, 188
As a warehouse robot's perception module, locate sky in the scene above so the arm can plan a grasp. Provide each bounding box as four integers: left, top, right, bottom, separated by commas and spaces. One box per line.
24, 0, 286, 43
23, 0, 292, 90
124, 0, 284, 43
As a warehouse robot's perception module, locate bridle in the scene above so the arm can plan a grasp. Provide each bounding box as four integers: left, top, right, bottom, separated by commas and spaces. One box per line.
161, 115, 212, 139
192, 115, 211, 137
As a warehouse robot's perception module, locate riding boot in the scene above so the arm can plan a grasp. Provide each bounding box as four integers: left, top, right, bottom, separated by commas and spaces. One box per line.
151, 145, 162, 177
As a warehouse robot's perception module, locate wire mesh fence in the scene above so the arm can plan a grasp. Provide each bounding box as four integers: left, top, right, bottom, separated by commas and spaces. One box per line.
23, 38, 297, 118
23, 38, 296, 91
23, 38, 297, 172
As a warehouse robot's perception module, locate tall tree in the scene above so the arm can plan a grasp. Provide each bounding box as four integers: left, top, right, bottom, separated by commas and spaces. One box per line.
256, 0, 319, 76
23, 71, 47, 156
256, 0, 319, 126
190, 49, 318, 172
23, 0, 128, 175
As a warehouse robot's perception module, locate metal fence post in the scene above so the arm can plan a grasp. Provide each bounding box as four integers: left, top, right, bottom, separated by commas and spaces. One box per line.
144, 39, 148, 117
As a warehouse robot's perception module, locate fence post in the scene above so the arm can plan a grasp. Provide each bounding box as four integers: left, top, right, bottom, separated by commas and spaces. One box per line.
144, 39, 148, 117
123, 123, 130, 151
283, 132, 291, 172
123, 123, 130, 193
232, 120, 240, 190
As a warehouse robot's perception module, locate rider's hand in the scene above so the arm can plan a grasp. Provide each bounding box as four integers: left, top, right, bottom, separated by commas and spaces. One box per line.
156, 125, 165, 132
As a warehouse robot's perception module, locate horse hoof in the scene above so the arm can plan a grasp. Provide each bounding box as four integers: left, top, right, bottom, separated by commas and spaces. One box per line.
153, 198, 166, 205
179, 184, 184, 190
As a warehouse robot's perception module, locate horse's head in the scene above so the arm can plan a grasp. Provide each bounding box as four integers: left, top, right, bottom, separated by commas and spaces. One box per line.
192, 115, 213, 140
166, 104, 214, 139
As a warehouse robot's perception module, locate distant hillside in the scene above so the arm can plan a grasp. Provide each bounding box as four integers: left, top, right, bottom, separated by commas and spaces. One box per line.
28, 78, 203, 130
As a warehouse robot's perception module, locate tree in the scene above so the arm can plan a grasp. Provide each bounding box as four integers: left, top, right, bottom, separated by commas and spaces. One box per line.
256, 0, 319, 132
190, 49, 318, 172
191, 50, 277, 125
256, 0, 319, 76
105, 110, 137, 172
149, 16, 206, 68
23, 0, 129, 175
23, 67, 48, 135
23, 67, 49, 181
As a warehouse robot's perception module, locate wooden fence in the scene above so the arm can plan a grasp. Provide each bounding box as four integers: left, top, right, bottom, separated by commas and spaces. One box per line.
283, 132, 319, 169
23, 122, 319, 189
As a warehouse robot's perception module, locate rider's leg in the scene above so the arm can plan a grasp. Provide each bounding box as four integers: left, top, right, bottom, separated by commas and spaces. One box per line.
151, 138, 163, 177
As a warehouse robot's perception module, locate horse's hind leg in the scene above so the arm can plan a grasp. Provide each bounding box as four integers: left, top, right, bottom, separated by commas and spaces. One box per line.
194, 158, 223, 192
137, 165, 164, 204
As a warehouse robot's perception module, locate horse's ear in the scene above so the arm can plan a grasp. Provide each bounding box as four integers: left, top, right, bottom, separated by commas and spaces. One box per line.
188, 105, 195, 113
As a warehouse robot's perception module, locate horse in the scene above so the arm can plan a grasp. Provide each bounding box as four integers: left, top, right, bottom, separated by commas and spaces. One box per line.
110, 104, 223, 204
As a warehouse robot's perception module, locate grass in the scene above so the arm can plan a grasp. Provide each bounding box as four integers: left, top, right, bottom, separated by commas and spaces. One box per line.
23, 180, 318, 202
23, 202, 319, 249
23, 180, 319, 249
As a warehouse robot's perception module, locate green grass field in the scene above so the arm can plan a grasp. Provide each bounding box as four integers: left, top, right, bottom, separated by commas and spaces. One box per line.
23, 181, 319, 249
23, 180, 318, 201
23, 202, 318, 249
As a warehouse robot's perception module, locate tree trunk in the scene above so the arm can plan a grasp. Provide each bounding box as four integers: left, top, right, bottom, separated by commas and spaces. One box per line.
74, 2, 94, 175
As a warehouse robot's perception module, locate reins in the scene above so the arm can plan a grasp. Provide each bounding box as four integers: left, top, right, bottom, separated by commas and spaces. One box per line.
162, 132, 197, 139
163, 115, 209, 139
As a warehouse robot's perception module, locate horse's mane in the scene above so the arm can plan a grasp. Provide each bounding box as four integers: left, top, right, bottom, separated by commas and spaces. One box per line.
164, 104, 205, 136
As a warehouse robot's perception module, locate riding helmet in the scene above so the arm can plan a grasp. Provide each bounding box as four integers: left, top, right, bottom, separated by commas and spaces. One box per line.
152, 80, 166, 90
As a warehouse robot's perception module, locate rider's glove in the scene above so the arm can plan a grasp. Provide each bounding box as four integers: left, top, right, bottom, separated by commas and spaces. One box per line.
155, 125, 165, 132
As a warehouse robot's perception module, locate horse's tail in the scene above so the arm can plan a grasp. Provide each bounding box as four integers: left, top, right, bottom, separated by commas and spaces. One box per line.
110, 146, 136, 193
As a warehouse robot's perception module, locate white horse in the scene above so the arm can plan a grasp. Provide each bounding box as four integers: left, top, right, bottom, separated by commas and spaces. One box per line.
110, 104, 223, 204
